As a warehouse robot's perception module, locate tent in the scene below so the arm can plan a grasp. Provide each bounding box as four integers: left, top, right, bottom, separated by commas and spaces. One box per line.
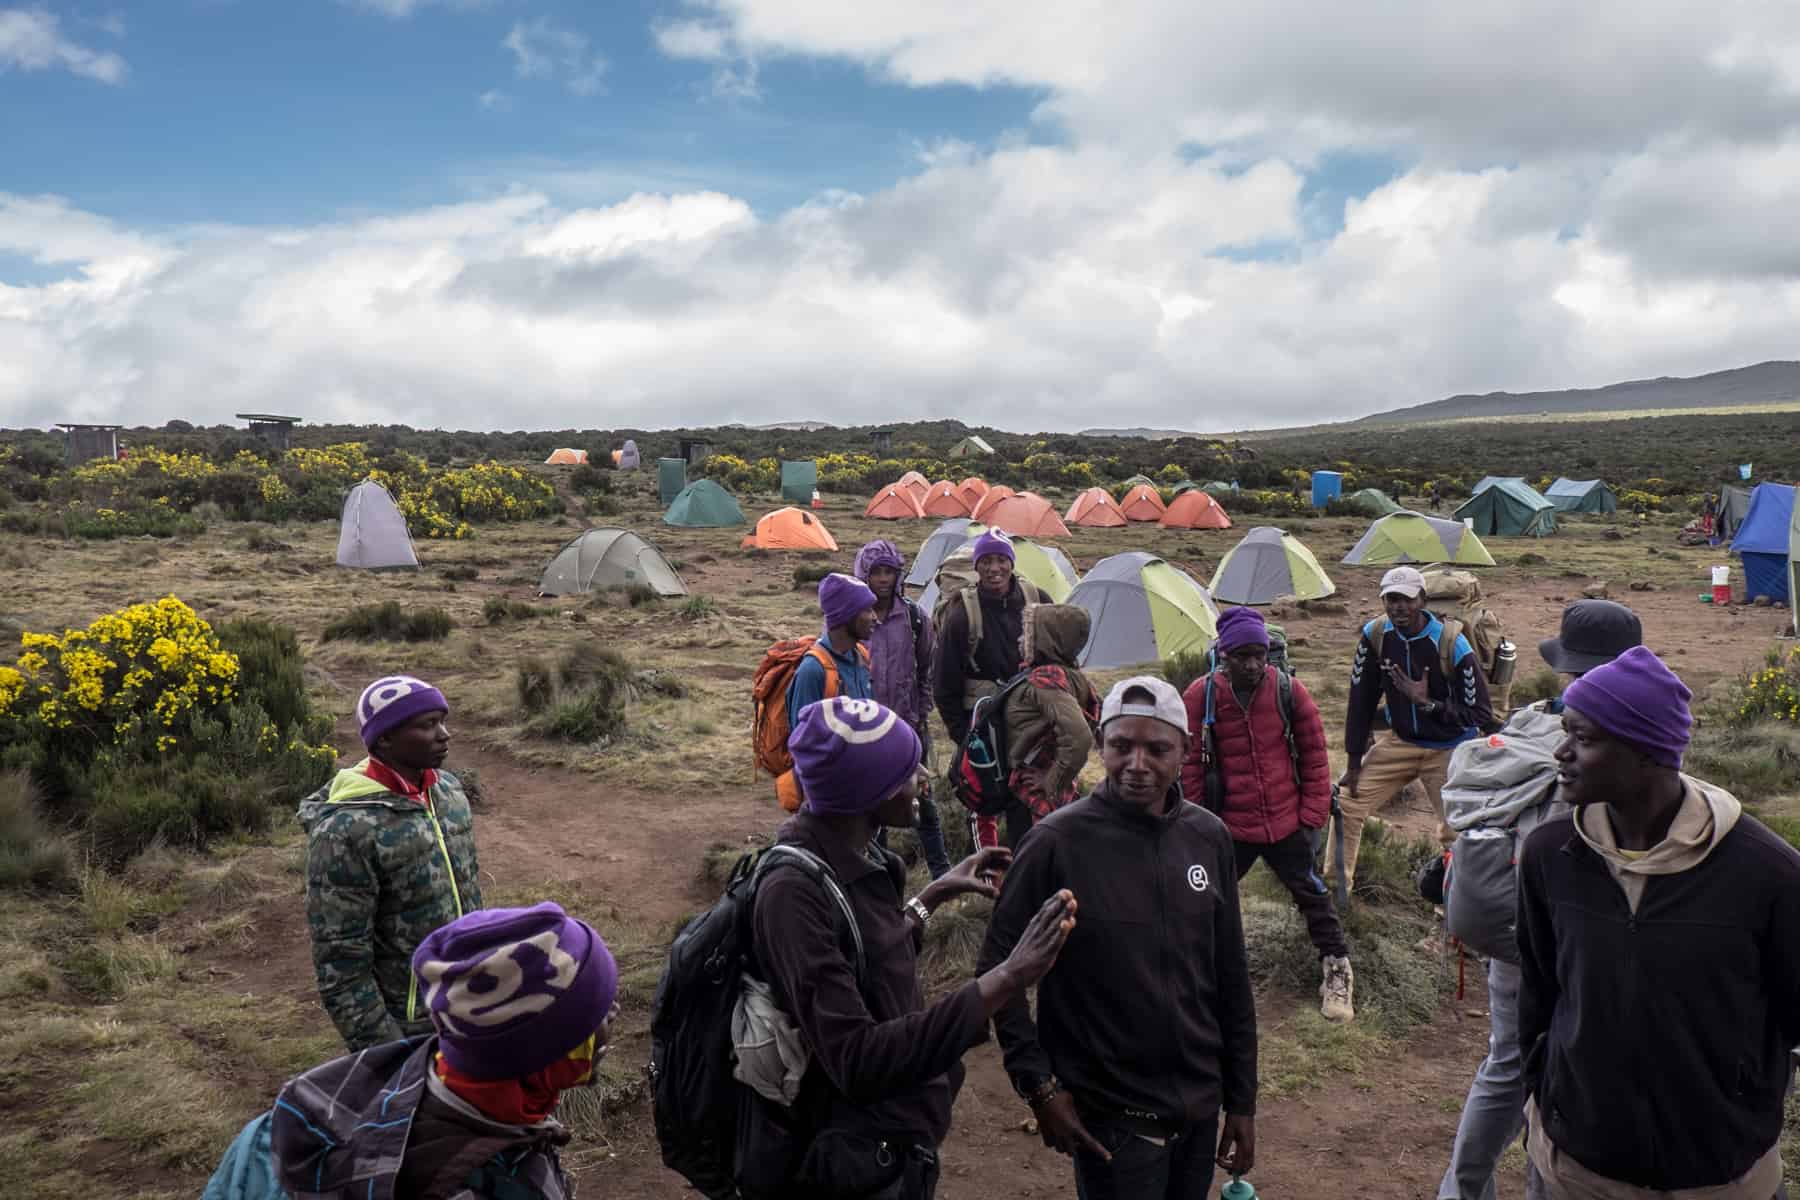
1066, 487, 1128, 528
1343, 511, 1497, 566
1119, 483, 1168, 522
978, 491, 1071, 538
1171, 481, 1201, 496
865, 484, 926, 520
908, 519, 978, 587
1159, 490, 1232, 530
741, 506, 839, 551
896, 471, 931, 503
1068, 552, 1220, 668
538, 529, 687, 597
1791, 489, 1800, 630
1311, 470, 1343, 508
1210, 527, 1335, 605
1473, 475, 1522, 495
1545, 478, 1617, 514
922, 480, 972, 518
780, 460, 818, 504
618, 440, 639, 470
956, 477, 990, 508
1342, 488, 1403, 517
1729, 482, 1795, 605
545, 448, 588, 465
1202, 481, 1239, 500
1716, 485, 1753, 543
336, 479, 419, 570
970, 485, 1016, 520
949, 435, 995, 458
1455, 478, 1557, 537
665, 479, 746, 528
917, 532, 1079, 609
658, 458, 687, 505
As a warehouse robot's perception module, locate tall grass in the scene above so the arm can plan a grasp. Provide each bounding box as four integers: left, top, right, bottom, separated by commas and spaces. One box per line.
0, 771, 74, 891
517, 644, 636, 743
323, 601, 453, 642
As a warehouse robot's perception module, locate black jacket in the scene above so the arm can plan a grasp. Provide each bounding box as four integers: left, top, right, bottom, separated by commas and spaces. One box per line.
1344, 612, 1493, 763
753, 812, 987, 1144
977, 783, 1258, 1128
1516, 811, 1800, 1190
932, 579, 1031, 743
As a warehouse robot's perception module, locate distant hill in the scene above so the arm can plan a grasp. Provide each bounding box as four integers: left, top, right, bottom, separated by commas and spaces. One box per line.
1360, 361, 1800, 424
1078, 426, 1198, 439
752, 421, 837, 432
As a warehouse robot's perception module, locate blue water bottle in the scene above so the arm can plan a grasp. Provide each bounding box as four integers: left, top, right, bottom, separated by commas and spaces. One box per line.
1219, 1174, 1257, 1200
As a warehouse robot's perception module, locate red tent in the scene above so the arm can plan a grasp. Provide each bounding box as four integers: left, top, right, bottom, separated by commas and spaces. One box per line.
1158, 490, 1232, 530
1119, 483, 1168, 521
979, 492, 1071, 538
922, 480, 972, 517
1066, 487, 1128, 528
864, 484, 926, 520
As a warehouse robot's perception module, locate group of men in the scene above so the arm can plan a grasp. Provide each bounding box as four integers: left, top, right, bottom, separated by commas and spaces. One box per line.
209, 549, 1798, 1200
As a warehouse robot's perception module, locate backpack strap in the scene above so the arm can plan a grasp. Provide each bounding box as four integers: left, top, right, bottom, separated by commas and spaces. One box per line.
754, 844, 866, 987
960, 586, 983, 673
1437, 617, 1466, 680
904, 597, 930, 684
809, 641, 868, 701
1275, 669, 1301, 788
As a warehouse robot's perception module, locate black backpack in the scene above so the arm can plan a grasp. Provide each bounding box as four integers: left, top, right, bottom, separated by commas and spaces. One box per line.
649, 844, 865, 1200
946, 671, 1038, 817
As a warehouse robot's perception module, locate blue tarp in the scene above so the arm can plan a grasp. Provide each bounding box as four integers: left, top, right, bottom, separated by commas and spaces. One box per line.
1728, 482, 1795, 604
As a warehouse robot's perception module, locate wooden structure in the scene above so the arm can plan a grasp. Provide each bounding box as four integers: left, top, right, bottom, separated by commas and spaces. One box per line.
237, 413, 302, 451
679, 438, 711, 466
58, 423, 121, 465
869, 429, 894, 454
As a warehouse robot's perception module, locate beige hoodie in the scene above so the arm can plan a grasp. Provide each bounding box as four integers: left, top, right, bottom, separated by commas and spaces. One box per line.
1573, 775, 1742, 914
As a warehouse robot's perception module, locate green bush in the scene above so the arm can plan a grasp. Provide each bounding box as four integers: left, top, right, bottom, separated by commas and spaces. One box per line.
216, 617, 315, 733
793, 563, 834, 586
1160, 650, 1210, 696
438, 564, 479, 582
1684, 722, 1800, 807
680, 596, 717, 621
569, 464, 611, 494
484, 597, 546, 625
0, 771, 74, 891
62, 506, 206, 540
517, 644, 635, 743
323, 602, 453, 643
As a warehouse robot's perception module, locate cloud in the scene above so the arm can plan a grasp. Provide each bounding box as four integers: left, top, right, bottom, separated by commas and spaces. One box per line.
0, 6, 127, 83
341, 0, 492, 17
653, 17, 760, 101
477, 89, 511, 112
502, 18, 606, 96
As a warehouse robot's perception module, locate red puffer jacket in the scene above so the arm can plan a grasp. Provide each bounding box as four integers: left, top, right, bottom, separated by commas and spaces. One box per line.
1180, 668, 1332, 844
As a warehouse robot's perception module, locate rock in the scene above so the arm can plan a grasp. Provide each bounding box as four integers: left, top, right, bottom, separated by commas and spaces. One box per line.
1550, 595, 1566, 603
1645, 546, 1660, 556
1752, 595, 1774, 607
1628, 581, 1657, 592
1602, 529, 1625, 541
1582, 582, 1610, 599
1517, 552, 1547, 566
1301, 598, 1349, 616
1021, 1119, 1040, 1136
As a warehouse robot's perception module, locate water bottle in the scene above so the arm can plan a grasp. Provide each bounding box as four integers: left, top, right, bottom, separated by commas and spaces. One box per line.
1220, 1175, 1258, 1200
1491, 638, 1517, 688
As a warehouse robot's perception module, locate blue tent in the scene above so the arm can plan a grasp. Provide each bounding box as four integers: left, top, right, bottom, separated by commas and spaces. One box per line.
1728, 482, 1795, 604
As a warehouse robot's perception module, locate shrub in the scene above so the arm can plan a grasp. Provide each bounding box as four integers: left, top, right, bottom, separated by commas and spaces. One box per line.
484, 597, 545, 625
569, 464, 611, 494
680, 596, 717, 621
793, 563, 834, 586
1731, 646, 1800, 725
1684, 722, 1800, 807
323, 602, 453, 643
1160, 650, 1210, 696
61, 506, 206, 540
1508, 667, 1562, 710
438, 564, 479, 582
243, 525, 291, 552
0, 771, 74, 891
517, 644, 635, 743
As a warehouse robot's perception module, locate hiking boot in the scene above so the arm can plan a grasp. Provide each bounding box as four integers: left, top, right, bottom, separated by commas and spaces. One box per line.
1320, 955, 1355, 1023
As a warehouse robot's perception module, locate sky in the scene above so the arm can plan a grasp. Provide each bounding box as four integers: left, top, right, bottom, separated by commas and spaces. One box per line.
6, 2, 1800, 433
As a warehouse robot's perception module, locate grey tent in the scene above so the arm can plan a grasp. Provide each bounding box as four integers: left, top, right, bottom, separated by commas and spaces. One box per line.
336, 479, 419, 570
618, 440, 640, 470
781, 460, 818, 504
1208, 527, 1336, 605
916, 535, 1079, 611
1454, 478, 1557, 537
1545, 478, 1616, 514
1067, 551, 1219, 668
658, 457, 687, 505
1716, 485, 1753, 542
908, 519, 976, 588
538, 528, 687, 597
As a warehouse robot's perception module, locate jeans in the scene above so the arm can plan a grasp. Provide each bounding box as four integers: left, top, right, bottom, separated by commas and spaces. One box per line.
1072, 1111, 1218, 1200
1440, 958, 1534, 1200
915, 792, 951, 879
1234, 829, 1349, 959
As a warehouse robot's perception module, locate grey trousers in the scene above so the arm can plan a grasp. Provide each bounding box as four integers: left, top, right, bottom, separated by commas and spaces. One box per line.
1441, 958, 1548, 1200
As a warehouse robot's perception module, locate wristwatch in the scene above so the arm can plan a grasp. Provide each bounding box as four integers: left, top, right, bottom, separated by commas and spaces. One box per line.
905, 896, 931, 927
1020, 1075, 1059, 1107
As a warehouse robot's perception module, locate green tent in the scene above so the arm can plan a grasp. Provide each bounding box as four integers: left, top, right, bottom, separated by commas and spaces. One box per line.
780, 460, 817, 504
658, 457, 687, 505
1455, 478, 1557, 537
949, 435, 994, 458
1344, 487, 1403, 517
1202, 481, 1239, 500
664, 479, 746, 527
1545, 478, 1618, 514
1343, 512, 1496, 566
1210, 526, 1336, 605
1171, 480, 1201, 496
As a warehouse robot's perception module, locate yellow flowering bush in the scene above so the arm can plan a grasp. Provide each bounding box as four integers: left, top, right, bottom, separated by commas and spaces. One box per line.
1735, 647, 1800, 725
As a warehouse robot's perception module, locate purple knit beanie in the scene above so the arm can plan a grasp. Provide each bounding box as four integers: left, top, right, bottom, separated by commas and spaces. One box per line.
853, 540, 905, 580
789, 697, 922, 816
817, 572, 877, 630
412, 902, 618, 1080
1561, 645, 1693, 769
357, 675, 450, 750
1214, 607, 1269, 654
972, 530, 1016, 565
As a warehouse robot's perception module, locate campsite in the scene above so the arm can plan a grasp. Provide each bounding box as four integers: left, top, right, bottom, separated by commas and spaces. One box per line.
0, 414, 1797, 1199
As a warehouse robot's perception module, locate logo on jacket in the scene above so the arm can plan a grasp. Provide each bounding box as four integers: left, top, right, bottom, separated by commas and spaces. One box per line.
1187, 864, 1209, 892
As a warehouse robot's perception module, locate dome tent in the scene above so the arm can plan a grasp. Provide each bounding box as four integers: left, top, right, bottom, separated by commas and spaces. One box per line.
1455, 478, 1557, 538
1343, 512, 1496, 566
664, 479, 746, 528
865, 484, 926, 520
538, 529, 687, 597
896, 471, 931, 504
741, 506, 839, 551
955, 477, 990, 509
908, 519, 977, 588
1209, 527, 1335, 605
970, 485, 1016, 520
1158, 490, 1231, 530
336, 479, 419, 570
917, 535, 1078, 610
922, 480, 972, 517
545, 448, 588, 465
1067, 551, 1219, 668
1065, 487, 1128, 528
978, 491, 1071, 538
1344, 488, 1402, 517
1119, 483, 1167, 522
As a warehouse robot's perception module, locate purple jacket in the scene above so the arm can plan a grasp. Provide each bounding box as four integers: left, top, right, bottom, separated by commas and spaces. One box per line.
867, 596, 933, 730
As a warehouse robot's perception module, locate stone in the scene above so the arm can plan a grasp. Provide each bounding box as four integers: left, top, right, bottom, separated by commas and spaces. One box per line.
1752, 595, 1774, 607
1603, 529, 1625, 541
1628, 581, 1657, 592
1582, 582, 1610, 599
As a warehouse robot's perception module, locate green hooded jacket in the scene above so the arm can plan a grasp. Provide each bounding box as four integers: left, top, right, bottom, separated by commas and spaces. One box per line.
298, 761, 482, 1050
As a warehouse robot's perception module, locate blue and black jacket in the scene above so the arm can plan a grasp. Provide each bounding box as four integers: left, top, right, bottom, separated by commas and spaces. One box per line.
1344, 612, 1493, 765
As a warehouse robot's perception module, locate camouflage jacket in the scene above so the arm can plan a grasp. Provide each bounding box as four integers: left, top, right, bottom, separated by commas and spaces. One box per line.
299, 762, 482, 1051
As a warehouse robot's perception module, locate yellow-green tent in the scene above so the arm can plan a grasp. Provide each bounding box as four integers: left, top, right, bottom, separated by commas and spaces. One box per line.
1342, 512, 1495, 566
1068, 551, 1219, 667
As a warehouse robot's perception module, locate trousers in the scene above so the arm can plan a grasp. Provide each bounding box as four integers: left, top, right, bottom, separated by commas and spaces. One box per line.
1072, 1111, 1219, 1200
1334, 734, 1453, 888
1234, 828, 1349, 959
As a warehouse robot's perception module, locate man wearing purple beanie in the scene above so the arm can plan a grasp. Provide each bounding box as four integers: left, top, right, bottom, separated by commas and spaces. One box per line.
1516, 646, 1800, 1197
300, 674, 483, 1050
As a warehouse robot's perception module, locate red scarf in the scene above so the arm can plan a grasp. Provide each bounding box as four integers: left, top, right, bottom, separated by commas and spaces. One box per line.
363, 757, 437, 804
434, 1034, 598, 1126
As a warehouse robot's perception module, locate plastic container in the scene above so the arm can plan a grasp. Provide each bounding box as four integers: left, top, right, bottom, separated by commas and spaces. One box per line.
810, 488, 824, 510
1220, 1177, 1258, 1200
1711, 565, 1731, 606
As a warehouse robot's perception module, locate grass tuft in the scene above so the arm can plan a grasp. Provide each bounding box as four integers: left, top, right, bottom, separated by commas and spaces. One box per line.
322, 601, 452, 642
484, 596, 546, 624
0, 771, 75, 892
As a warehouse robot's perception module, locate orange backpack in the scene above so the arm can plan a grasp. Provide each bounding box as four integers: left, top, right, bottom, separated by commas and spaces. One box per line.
751, 638, 872, 781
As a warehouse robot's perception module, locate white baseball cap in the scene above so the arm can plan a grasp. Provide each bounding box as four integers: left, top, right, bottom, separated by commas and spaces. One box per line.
1379, 566, 1426, 598
1100, 676, 1190, 735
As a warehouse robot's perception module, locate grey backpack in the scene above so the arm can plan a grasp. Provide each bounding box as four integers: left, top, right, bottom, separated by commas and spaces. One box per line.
1442, 705, 1567, 964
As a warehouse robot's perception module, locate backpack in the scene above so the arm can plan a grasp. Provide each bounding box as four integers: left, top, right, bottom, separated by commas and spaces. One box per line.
929, 542, 1044, 672
649, 843, 867, 1200
1419, 568, 1515, 718
1194, 667, 1299, 815
1440, 705, 1566, 963
750, 639, 871, 780
947, 670, 1042, 816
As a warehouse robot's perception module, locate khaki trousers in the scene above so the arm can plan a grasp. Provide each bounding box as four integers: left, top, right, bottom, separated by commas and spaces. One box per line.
1525, 1099, 1783, 1199
1333, 733, 1453, 889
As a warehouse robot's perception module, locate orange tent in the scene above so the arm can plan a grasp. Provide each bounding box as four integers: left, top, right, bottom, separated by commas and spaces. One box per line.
979, 492, 1072, 538
896, 470, 931, 503
545, 448, 588, 465
1159, 490, 1232, 530
922, 480, 972, 517
1065, 487, 1128, 528
741, 507, 840, 551
956, 476, 990, 508
610, 449, 623, 467
865, 484, 926, 520
1120, 483, 1168, 521
970, 484, 1016, 520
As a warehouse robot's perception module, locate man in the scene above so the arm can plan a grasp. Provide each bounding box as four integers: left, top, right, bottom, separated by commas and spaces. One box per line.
855, 539, 951, 878
934, 529, 1041, 846
1182, 606, 1351, 1023
786, 573, 878, 726
301, 675, 482, 1050
979, 677, 1258, 1200
1337, 565, 1494, 888
204, 903, 618, 1200
1438, 599, 1641, 1200
752, 697, 1079, 1199
1517, 646, 1800, 1197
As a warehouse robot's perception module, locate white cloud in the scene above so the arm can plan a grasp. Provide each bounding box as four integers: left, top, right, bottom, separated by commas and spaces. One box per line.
477, 88, 511, 111
503, 18, 606, 97
342, 0, 492, 17
0, 6, 126, 83
653, 19, 731, 62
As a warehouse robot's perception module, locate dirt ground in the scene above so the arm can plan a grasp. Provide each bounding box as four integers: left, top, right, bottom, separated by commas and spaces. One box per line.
4, 472, 1792, 1198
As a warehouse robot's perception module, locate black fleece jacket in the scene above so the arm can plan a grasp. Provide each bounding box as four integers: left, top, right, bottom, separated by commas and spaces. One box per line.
977, 783, 1259, 1128
933, 579, 1032, 743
